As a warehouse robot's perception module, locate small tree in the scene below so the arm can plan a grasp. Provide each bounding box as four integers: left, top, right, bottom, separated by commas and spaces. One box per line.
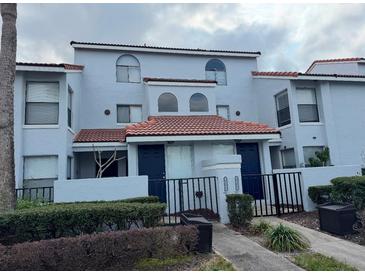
308, 147, 330, 167
93, 146, 126, 178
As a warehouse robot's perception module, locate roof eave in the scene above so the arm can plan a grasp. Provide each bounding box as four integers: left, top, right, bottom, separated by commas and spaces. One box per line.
71, 43, 260, 58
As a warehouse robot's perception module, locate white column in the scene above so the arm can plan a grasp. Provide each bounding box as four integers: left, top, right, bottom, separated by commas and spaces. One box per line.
127, 143, 138, 176
261, 140, 273, 173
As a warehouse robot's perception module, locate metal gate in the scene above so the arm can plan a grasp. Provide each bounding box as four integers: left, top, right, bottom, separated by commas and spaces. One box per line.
149, 176, 220, 224
242, 172, 304, 217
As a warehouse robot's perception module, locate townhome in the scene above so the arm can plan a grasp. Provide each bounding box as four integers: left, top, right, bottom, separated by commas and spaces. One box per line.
13, 42, 365, 217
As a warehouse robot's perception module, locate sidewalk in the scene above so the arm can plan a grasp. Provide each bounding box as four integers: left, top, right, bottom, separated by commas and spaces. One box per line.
212, 223, 302, 271
261, 217, 365, 270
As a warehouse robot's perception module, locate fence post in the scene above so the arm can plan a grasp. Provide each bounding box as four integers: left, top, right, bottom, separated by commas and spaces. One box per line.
273, 174, 281, 216
178, 179, 184, 213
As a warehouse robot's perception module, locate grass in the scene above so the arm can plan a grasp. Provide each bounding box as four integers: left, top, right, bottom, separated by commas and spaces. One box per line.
250, 219, 273, 235
265, 223, 310, 252
134, 255, 192, 270
293, 252, 357, 271
198, 255, 236, 271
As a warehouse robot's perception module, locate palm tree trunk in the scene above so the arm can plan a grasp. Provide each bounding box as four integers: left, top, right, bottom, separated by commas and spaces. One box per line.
0, 3, 17, 212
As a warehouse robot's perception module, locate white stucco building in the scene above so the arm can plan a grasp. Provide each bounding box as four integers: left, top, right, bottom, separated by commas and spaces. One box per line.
14, 42, 365, 215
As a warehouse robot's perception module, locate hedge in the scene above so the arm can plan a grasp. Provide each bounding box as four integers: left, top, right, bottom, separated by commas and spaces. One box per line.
0, 201, 166, 245
0, 225, 198, 271
331, 176, 365, 209
226, 194, 253, 227
308, 185, 333, 205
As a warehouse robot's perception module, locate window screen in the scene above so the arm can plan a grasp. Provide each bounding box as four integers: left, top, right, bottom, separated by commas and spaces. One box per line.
158, 93, 178, 112
303, 146, 324, 166
275, 91, 291, 127
297, 88, 319, 122
117, 105, 142, 123
190, 93, 208, 112
281, 148, 296, 168
216, 105, 230, 119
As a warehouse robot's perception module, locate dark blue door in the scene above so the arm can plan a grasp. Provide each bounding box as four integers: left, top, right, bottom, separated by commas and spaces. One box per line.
236, 143, 263, 199
138, 145, 166, 202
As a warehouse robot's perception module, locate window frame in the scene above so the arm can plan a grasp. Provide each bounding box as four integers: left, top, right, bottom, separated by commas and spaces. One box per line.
205, 59, 227, 86
67, 86, 73, 129
281, 148, 296, 169
275, 90, 291, 127
116, 54, 141, 83
23, 155, 59, 186
116, 104, 142, 124
216, 105, 230, 120
158, 93, 178, 112
296, 87, 320, 123
189, 93, 209, 112
24, 81, 60, 126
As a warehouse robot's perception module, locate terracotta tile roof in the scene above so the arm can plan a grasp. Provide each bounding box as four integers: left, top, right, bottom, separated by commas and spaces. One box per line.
74, 128, 126, 143
125, 115, 279, 137
306, 57, 365, 73
16, 62, 84, 70
70, 41, 261, 55
252, 71, 365, 79
143, 77, 217, 84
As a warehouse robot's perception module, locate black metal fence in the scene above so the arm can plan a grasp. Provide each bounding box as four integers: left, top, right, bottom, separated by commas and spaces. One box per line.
242, 172, 303, 217
149, 176, 220, 224
16, 187, 54, 203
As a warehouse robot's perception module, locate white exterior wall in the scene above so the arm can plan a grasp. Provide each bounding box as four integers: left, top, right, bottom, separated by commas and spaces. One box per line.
74, 48, 258, 129
308, 62, 360, 74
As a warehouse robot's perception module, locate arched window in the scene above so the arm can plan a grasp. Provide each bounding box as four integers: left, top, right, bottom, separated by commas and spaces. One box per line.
205, 59, 226, 85
158, 93, 178, 112
190, 93, 208, 112
116, 54, 141, 83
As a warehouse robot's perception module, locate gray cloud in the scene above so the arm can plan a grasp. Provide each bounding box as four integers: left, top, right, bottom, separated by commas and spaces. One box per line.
8, 3, 365, 72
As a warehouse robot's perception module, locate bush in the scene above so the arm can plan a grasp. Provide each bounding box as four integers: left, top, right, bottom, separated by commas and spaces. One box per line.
16, 199, 50, 210
265, 223, 309, 252
308, 185, 333, 205
249, 219, 273, 235
0, 225, 198, 271
226, 194, 253, 227
331, 176, 365, 209
0, 201, 166, 245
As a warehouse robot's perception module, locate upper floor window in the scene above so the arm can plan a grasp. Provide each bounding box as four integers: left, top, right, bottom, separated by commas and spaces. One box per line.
297, 88, 319, 123
117, 104, 142, 123
25, 82, 59, 125
275, 90, 290, 127
216, 105, 230, 119
190, 93, 208, 112
205, 59, 227, 85
116, 54, 141, 83
67, 86, 73, 128
158, 93, 178, 112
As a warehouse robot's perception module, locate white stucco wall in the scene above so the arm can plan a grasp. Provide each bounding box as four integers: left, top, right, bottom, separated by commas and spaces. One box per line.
54, 175, 148, 203
308, 62, 360, 74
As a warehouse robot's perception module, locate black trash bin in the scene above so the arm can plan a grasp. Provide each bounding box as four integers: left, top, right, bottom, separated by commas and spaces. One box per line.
181, 213, 212, 253
318, 203, 356, 235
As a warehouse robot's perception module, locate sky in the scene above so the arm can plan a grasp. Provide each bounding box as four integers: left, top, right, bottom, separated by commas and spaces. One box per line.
5, 3, 365, 71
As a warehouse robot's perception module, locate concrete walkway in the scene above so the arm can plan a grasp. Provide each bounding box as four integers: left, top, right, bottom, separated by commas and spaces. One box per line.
212, 223, 302, 271
261, 217, 365, 270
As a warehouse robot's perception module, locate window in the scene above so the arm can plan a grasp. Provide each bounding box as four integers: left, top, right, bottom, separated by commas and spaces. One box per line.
297, 88, 319, 123
25, 82, 59, 125
190, 93, 208, 112
216, 105, 230, 119
67, 156, 72, 180
67, 86, 73, 128
117, 105, 142, 123
23, 156, 58, 186
166, 145, 193, 178
275, 91, 290, 127
303, 146, 324, 166
158, 93, 178, 112
281, 148, 296, 168
116, 54, 141, 83
205, 59, 227, 85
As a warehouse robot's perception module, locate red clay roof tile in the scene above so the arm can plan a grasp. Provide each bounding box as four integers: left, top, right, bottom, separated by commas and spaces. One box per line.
74, 128, 126, 143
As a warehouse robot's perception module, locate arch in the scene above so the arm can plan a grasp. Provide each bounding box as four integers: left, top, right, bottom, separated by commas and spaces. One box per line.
205, 58, 227, 85
158, 93, 178, 112
116, 54, 141, 83
190, 93, 208, 112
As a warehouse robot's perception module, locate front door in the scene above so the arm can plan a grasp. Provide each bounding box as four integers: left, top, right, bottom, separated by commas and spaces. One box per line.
236, 143, 263, 199
138, 145, 166, 202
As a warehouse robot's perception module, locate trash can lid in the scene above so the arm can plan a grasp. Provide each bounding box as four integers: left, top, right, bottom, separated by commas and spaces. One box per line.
318, 204, 354, 211
181, 213, 212, 224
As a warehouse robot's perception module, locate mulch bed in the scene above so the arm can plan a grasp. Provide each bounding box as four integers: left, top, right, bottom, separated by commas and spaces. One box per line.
280, 211, 364, 246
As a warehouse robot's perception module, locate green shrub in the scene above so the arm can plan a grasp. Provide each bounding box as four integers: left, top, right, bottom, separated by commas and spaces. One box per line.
250, 219, 273, 235
331, 176, 365, 209
0, 201, 166, 245
308, 185, 333, 205
0, 225, 198, 271
265, 224, 309, 252
16, 199, 50, 210
308, 147, 330, 167
57, 196, 160, 206
226, 194, 253, 227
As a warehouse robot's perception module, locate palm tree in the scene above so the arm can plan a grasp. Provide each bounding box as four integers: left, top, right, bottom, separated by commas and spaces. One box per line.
0, 3, 17, 212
